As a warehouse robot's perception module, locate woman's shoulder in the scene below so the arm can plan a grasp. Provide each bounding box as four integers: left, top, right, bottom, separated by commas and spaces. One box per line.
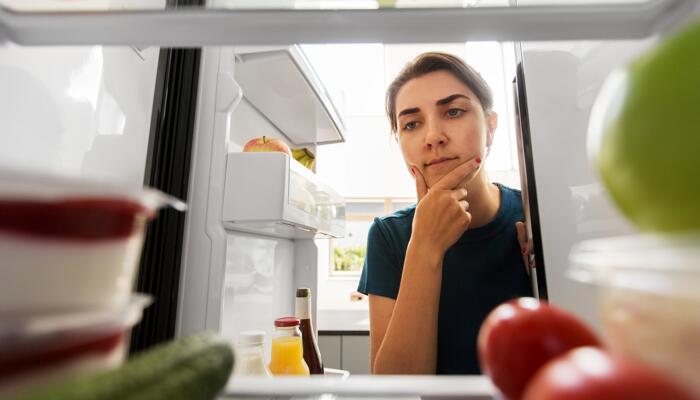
497, 183, 522, 198
369, 204, 416, 247
374, 203, 416, 227
496, 183, 522, 206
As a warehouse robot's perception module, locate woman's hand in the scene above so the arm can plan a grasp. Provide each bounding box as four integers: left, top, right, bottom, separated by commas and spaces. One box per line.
516, 221, 535, 272
409, 158, 481, 254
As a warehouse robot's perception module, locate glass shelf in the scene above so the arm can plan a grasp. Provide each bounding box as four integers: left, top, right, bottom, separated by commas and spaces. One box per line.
0, 0, 659, 12
0, 0, 694, 45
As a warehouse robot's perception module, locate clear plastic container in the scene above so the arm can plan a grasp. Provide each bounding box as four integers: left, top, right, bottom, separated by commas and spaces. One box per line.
0, 168, 185, 312
0, 294, 152, 397
569, 232, 700, 398
234, 330, 272, 377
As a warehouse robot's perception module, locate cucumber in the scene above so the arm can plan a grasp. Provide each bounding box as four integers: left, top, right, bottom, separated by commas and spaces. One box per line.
16, 332, 234, 400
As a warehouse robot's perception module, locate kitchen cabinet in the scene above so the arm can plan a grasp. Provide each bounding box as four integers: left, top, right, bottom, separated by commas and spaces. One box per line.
319, 332, 370, 375
318, 335, 342, 370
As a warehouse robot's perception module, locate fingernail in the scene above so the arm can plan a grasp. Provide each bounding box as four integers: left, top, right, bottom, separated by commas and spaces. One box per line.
476, 157, 482, 164
521, 247, 527, 254
410, 167, 416, 176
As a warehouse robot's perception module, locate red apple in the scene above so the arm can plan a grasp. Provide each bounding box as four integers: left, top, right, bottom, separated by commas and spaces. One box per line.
242, 136, 291, 156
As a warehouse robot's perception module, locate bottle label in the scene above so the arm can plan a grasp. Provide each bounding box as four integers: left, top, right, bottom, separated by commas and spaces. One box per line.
295, 297, 311, 320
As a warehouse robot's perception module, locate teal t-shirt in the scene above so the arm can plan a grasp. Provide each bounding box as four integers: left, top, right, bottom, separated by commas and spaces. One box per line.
357, 183, 533, 374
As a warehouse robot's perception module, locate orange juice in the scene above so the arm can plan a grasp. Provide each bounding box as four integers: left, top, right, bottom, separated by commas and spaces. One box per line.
269, 336, 309, 375
268, 317, 310, 376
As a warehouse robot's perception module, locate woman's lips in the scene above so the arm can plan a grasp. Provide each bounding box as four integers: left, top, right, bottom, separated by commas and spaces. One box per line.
426, 157, 458, 169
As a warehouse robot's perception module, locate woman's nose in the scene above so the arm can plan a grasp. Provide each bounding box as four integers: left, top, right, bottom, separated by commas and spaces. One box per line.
424, 120, 447, 148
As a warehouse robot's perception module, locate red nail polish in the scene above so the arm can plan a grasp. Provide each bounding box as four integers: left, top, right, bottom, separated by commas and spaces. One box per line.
476, 157, 482, 164
521, 247, 527, 254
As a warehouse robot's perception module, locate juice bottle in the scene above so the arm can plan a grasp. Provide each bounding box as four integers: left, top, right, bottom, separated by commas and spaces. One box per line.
295, 288, 324, 374
268, 317, 310, 376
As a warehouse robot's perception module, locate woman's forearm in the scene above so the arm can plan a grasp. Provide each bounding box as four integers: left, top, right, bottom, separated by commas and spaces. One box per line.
373, 239, 444, 374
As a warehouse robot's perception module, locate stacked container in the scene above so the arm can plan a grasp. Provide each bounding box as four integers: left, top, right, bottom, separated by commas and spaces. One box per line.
0, 169, 184, 397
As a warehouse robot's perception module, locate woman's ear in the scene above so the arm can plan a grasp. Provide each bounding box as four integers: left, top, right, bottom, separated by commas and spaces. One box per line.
486, 111, 498, 148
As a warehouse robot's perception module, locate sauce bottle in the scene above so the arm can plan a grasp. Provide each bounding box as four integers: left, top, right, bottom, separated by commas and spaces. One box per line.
268, 317, 309, 376
234, 330, 272, 377
295, 288, 324, 375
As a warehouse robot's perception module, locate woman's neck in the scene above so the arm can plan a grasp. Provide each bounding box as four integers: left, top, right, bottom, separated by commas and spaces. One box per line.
465, 173, 501, 228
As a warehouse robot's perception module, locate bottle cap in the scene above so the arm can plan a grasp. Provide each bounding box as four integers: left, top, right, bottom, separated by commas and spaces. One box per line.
274, 317, 301, 327
296, 288, 311, 298
237, 330, 266, 346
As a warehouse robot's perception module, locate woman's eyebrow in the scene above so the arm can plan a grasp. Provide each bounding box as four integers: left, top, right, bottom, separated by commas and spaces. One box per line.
436, 94, 471, 106
398, 107, 420, 118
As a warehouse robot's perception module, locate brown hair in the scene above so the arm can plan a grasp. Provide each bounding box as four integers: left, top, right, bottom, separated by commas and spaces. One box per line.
386, 52, 494, 135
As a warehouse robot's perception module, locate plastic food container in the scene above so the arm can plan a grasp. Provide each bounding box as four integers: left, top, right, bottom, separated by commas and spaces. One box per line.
0, 169, 185, 312
0, 294, 152, 396
569, 232, 700, 398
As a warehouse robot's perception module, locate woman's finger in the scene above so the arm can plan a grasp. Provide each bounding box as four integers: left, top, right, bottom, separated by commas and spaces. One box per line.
411, 165, 428, 201
452, 188, 468, 201
458, 200, 469, 212
432, 157, 481, 191
515, 221, 529, 272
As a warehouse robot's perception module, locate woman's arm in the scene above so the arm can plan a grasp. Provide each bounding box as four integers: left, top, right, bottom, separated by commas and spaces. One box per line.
370, 158, 481, 374
370, 240, 444, 374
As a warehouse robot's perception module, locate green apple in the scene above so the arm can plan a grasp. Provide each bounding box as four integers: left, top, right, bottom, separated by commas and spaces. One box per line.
591, 19, 700, 232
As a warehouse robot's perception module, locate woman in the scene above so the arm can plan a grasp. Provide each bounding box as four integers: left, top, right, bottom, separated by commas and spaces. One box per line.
357, 52, 533, 375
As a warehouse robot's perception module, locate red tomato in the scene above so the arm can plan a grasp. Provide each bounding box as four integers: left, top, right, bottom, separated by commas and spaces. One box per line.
477, 297, 601, 400
523, 347, 695, 400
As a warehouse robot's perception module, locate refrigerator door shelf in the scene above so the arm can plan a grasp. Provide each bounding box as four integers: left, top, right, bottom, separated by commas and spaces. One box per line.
223, 152, 345, 240
235, 46, 345, 147
224, 375, 495, 399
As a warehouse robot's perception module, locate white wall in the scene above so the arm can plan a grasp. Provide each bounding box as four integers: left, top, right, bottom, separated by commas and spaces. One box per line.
0, 44, 160, 188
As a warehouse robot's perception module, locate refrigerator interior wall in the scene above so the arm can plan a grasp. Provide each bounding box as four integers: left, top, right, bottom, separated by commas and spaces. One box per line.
519, 38, 655, 330
178, 46, 325, 354
0, 44, 159, 187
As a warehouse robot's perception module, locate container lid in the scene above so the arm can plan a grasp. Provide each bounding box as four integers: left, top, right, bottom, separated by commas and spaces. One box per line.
0, 168, 186, 214
237, 330, 266, 346
274, 317, 300, 327
568, 232, 700, 299
0, 294, 152, 350
296, 288, 311, 298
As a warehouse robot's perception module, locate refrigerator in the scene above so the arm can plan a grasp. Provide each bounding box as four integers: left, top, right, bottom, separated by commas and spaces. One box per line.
1, 0, 698, 398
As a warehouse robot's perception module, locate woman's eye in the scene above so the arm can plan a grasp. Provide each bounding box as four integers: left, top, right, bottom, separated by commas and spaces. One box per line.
403, 121, 419, 131
446, 108, 465, 118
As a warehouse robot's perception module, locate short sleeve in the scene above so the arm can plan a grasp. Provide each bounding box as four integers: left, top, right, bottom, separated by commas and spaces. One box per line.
357, 218, 402, 299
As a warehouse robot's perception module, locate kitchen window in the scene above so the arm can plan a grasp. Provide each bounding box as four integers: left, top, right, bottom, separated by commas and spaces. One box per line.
329, 197, 415, 277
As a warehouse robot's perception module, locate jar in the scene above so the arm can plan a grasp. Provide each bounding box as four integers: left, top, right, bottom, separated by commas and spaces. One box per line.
234, 330, 272, 377
268, 317, 310, 376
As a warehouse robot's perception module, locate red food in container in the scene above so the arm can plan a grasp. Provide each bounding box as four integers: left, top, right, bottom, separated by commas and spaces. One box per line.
0, 169, 185, 312
0, 295, 152, 397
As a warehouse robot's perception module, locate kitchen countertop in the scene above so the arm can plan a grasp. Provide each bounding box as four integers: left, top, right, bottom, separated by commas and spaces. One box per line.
317, 308, 369, 333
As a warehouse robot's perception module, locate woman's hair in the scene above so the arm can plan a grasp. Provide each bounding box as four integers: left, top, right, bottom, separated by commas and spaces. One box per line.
386, 52, 494, 135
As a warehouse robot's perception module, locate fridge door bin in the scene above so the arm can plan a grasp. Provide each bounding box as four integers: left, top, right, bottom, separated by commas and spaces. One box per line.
223, 152, 345, 239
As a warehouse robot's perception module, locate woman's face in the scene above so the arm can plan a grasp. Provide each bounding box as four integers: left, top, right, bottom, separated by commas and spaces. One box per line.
395, 70, 496, 188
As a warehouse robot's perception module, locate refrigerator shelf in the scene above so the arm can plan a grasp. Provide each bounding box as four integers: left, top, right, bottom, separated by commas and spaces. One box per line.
223, 152, 345, 239
0, 0, 696, 46
234, 46, 345, 146
224, 375, 496, 399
